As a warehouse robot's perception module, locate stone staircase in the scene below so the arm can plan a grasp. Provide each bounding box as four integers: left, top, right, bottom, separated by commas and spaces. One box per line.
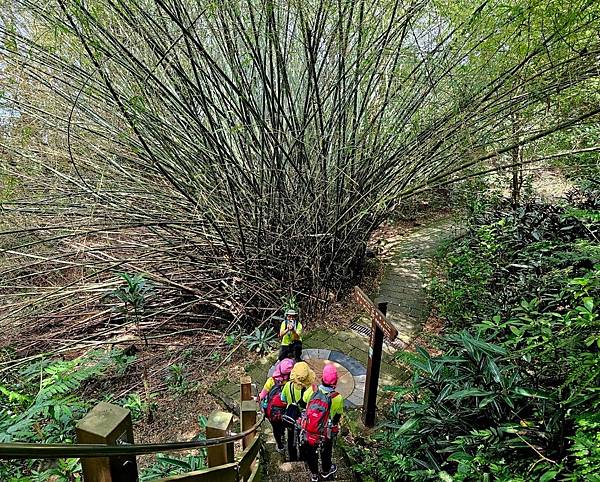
262, 422, 357, 482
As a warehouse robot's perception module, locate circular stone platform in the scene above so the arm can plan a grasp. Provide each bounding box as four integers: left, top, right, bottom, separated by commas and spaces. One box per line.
267, 349, 366, 408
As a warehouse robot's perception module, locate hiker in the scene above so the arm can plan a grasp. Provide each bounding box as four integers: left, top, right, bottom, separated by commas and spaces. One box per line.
300, 364, 344, 482
281, 361, 316, 461
279, 308, 303, 362
259, 358, 295, 453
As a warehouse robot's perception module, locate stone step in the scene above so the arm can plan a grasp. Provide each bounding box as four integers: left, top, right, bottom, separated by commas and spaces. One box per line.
265, 462, 355, 480
267, 473, 356, 482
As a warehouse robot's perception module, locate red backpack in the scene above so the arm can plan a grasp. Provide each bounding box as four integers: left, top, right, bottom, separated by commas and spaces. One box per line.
265, 381, 287, 423
300, 385, 339, 446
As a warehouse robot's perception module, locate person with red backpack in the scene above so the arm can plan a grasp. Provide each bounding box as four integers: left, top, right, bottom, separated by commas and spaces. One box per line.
300, 364, 344, 481
259, 358, 295, 453
281, 361, 316, 461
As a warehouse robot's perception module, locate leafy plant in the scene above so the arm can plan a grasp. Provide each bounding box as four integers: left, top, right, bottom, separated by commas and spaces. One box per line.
111, 273, 153, 346
120, 393, 157, 423
165, 363, 189, 393
281, 295, 299, 313
140, 453, 206, 481
139, 415, 207, 482
1, 351, 112, 443
243, 327, 276, 353
29, 458, 82, 482
0, 351, 119, 479
569, 413, 600, 481
357, 194, 600, 481
110, 348, 137, 376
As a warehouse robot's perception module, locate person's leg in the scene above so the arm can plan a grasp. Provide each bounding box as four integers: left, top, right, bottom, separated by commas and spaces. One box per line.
287, 426, 298, 461
321, 438, 337, 478
301, 442, 319, 476
293, 340, 303, 362
272, 422, 286, 452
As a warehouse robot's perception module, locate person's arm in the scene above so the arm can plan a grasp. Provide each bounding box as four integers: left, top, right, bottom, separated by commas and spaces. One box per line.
279, 321, 288, 338
259, 377, 275, 401
291, 321, 302, 341
331, 397, 344, 426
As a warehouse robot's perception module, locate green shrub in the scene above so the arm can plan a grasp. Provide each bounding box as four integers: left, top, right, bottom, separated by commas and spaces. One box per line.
243, 327, 276, 353
358, 193, 600, 481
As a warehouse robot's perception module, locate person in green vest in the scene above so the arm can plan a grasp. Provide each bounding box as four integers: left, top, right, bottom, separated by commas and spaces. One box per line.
278, 308, 303, 362
281, 361, 316, 461
300, 364, 344, 482
258, 358, 295, 453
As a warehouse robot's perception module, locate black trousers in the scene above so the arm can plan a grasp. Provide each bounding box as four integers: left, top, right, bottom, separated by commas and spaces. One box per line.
301, 437, 334, 475
278, 341, 302, 362
272, 421, 285, 449
287, 425, 299, 461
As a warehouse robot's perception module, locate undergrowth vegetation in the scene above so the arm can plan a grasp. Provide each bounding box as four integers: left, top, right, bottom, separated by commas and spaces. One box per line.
0, 349, 205, 481
351, 189, 600, 481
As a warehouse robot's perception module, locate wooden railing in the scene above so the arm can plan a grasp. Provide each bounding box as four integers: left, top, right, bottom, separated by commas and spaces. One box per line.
152, 376, 261, 482
0, 378, 262, 481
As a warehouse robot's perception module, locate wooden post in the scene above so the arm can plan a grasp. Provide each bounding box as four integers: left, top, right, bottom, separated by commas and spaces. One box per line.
76, 402, 138, 482
240, 376, 252, 402
353, 287, 397, 428
362, 301, 387, 427
240, 400, 257, 449
206, 411, 234, 467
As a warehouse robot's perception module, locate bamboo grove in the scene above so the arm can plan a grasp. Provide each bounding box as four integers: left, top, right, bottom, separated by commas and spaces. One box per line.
0, 0, 599, 362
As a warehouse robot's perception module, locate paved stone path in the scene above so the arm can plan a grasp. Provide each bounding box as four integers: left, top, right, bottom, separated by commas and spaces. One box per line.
376, 217, 463, 344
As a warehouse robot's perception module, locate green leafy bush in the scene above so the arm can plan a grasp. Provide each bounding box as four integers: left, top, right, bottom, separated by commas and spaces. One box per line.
139, 453, 206, 481
166, 363, 190, 393
0, 352, 113, 443
0, 351, 117, 480
354, 332, 557, 481
569, 413, 600, 481
355, 194, 599, 481
243, 327, 276, 353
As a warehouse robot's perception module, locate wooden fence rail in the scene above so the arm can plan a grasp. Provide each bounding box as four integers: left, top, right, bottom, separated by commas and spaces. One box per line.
75, 376, 261, 482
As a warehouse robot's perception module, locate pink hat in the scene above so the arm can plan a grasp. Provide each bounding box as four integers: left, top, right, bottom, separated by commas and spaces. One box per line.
273, 358, 295, 379
322, 364, 338, 385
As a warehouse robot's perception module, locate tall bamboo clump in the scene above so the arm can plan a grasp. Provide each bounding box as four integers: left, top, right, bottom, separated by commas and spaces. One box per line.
0, 0, 599, 357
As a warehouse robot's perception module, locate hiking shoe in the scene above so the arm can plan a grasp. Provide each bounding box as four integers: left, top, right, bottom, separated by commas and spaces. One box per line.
321, 464, 337, 480
310, 474, 319, 482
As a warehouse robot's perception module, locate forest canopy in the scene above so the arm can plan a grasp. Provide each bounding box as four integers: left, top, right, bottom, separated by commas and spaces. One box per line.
0, 0, 599, 360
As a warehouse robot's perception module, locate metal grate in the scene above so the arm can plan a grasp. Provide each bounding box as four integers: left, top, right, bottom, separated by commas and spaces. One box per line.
350, 321, 371, 337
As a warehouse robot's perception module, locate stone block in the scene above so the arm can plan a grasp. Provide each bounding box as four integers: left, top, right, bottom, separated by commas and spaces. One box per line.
314, 348, 331, 360
345, 337, 370, 352
346, 390, 364, 407
279, 462, 309, 474
347, 348, 368, 365
318, 337, 353, 354
329, 351, 366, 377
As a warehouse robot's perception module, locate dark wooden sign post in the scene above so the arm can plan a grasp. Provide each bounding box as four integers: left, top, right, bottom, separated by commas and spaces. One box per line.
353, 286, 399, 427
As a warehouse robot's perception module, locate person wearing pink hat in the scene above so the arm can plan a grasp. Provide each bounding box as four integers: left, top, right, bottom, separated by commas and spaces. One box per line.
259, 358, 295, 453
300, 363, 344, 481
